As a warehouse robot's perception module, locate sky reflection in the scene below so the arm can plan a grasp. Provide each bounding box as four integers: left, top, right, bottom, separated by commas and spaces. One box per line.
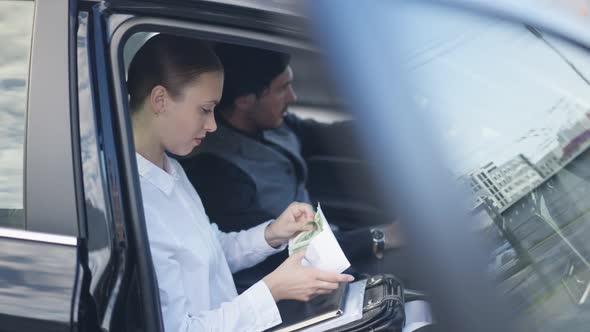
0, 2, 34, 210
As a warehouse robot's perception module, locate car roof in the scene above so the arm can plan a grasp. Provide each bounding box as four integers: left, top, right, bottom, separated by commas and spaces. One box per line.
105, 0, 303, 15
104, 0, 309, 39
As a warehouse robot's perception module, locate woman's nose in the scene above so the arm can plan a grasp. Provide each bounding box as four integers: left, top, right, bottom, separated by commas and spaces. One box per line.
206, 114, 217, 132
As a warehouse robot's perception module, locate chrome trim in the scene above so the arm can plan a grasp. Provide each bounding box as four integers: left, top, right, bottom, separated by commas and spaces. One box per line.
0, 227, 77, 246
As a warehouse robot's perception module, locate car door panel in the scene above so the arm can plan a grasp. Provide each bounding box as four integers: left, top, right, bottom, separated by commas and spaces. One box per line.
0, 0, 81, 329
0, 233, 77, 332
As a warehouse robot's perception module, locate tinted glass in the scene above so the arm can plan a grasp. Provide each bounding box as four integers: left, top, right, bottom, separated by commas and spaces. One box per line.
0, 0, 35, 229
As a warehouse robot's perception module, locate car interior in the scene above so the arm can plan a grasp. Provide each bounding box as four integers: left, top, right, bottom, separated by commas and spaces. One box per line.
123, 32, 390, 234
119, 30, 400, 329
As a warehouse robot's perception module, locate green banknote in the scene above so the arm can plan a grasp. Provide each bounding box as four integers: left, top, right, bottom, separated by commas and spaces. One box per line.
288, 204, 325, 255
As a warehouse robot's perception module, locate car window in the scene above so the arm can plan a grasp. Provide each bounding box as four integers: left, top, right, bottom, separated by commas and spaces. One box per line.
123, 33, 347, 125
388, 3, 590, 330
0, 0, 34, 230
289, 50, 351, 123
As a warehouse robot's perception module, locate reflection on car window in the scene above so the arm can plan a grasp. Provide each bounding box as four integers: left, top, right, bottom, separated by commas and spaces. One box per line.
0, 1, 34, 229
391, 3, 590, 331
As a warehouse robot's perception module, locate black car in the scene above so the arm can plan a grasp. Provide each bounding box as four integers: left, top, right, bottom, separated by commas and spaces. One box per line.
2, 0, 590, 331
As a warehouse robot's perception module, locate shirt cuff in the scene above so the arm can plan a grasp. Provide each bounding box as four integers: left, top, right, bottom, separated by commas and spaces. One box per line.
250, 219, 288, 254
242, 280, 282, 330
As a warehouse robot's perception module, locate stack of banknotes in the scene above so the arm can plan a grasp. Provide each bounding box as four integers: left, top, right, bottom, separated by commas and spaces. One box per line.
288, 203, 351, 273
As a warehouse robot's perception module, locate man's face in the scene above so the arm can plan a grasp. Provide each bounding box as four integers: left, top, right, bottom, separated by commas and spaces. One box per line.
250, 66, 297, 130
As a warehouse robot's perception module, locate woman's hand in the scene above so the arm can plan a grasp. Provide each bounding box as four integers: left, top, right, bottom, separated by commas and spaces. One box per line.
262, 251, 355, 302
264, 202, 316, 248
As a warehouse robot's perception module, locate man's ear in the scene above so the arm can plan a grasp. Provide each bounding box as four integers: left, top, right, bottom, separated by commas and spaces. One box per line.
234, 93, 257, 110
150, 85, 167, 115
259, 86, 271, 98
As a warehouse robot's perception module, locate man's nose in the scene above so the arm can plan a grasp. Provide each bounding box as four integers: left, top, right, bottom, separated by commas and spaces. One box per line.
288, 86, 298, 103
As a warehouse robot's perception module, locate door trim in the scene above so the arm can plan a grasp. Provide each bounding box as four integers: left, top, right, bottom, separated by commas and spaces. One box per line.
0, 227, 76, 246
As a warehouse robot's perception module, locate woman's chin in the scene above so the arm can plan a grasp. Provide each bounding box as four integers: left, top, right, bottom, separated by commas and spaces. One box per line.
170, 146, 195, 157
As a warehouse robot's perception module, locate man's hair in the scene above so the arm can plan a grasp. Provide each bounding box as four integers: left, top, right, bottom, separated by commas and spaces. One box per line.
215, 43, 291, 112
127, 34, 223, 112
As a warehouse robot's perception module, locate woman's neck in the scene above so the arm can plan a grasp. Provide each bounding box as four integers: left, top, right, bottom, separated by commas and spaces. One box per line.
132, 112, 166, 170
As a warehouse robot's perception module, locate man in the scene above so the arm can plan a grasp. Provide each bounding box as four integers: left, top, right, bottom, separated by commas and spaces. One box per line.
180, 44, 403, 290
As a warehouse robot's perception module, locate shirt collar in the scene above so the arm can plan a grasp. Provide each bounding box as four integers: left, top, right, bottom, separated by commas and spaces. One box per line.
136, 152, 179, 196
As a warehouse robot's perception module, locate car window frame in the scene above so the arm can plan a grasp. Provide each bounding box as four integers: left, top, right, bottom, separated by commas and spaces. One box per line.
103, 11, 321, 332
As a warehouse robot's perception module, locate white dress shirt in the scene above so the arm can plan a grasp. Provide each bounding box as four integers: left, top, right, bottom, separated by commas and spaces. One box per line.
136, 153, 284, 332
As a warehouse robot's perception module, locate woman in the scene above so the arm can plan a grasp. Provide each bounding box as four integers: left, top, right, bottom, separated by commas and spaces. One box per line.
127, 34, 354, 332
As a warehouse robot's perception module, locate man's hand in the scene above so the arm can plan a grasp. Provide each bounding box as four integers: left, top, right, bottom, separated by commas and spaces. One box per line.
262, 251, 354, 302
265, 202, 315, 248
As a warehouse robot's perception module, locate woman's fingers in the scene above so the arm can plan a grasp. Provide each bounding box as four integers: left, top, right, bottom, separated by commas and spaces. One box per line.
316, 270, 355, 283
314, 280, 340, 291
294, 221, 314, 232
301, 203, 315, 220
288, 249, 307, 263
314, 289, 334, 295
288, 203, 315, 234
290, 202, 315, 221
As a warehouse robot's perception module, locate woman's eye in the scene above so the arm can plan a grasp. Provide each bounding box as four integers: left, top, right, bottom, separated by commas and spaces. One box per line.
201, 107, 213, 114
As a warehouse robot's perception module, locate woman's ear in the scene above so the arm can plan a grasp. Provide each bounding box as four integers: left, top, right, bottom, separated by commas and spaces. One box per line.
150, 85, 167, 116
